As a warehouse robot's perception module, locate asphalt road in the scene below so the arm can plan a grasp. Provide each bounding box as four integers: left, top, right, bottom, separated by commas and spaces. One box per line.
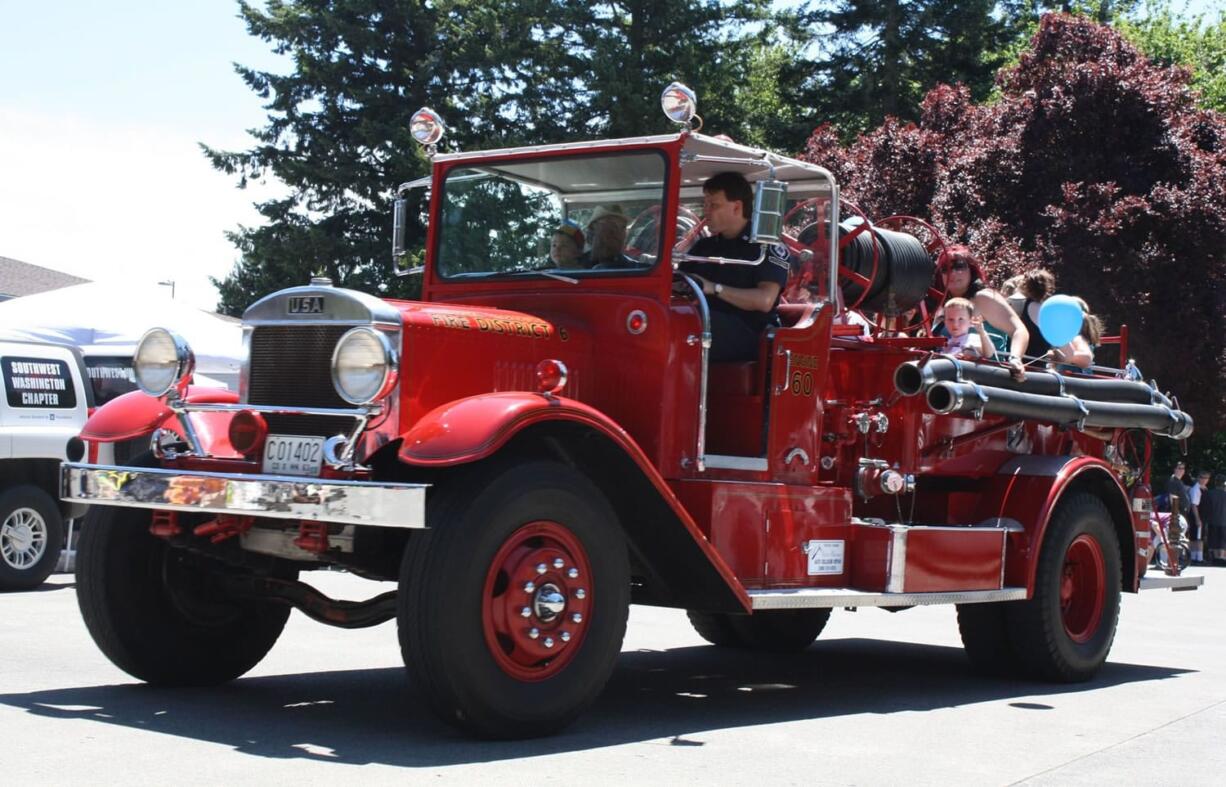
2, 567, 1222, 785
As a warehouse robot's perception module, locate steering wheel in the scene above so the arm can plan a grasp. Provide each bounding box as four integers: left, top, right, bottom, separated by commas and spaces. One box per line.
625, 205, 705, 260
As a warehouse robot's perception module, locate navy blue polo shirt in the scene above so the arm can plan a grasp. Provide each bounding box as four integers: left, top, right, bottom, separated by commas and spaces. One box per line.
682, 229, 791, 332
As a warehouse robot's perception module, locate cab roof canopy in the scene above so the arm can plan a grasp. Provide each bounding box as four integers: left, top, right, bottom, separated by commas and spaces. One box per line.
419, 132, 834, 199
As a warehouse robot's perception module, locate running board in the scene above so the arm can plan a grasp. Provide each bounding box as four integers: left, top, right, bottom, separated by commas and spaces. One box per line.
748, 586, 1028, 610
1139, 574, 1204, 592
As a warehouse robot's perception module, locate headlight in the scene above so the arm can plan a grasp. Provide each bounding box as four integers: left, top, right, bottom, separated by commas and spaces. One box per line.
133, 328, 194, 397
331, 327, 397, 405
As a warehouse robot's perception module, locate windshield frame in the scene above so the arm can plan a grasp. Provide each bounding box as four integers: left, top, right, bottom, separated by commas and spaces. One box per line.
429, 147, 673, 283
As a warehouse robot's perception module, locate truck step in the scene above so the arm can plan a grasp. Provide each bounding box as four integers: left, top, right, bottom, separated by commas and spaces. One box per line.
748, 586, 1027, 610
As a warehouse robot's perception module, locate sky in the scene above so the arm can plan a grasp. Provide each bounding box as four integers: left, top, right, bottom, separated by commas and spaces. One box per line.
0, 2, 287, 311
1, 1, 1222, 312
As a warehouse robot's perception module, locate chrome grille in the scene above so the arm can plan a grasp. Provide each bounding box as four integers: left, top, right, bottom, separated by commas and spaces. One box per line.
248, 324, 355, 437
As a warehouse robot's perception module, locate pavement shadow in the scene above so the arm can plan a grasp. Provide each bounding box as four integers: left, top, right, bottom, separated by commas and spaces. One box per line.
0, 638, 1191, 766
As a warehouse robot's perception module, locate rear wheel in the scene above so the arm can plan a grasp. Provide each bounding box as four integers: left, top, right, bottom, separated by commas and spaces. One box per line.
956, 602, 1020, 675
0, 485, 65, 591
686, 610, 743, 646
688, 608, 830, 652
399, 461, 629, 739
76, 504, 293, 685
727, 609, 831, 652
1006, 494, 1121, 682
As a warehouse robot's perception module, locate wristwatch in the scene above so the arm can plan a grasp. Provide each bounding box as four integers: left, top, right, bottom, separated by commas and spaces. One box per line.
713, 283, 724, 297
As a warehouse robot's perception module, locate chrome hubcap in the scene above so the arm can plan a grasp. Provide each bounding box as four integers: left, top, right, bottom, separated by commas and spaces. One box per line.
532, 583, 566, 622
1, 508, 48, 569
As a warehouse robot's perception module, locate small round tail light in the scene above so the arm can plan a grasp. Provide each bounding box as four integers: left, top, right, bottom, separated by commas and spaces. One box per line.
228, 410, 268, 457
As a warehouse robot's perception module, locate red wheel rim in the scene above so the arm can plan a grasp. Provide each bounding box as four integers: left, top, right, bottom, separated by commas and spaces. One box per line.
1060, 534, 1106, 643
481, 521, 594, 681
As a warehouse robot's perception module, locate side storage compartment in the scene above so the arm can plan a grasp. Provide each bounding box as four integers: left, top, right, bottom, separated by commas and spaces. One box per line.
851, 521, 1007, 593
671, 480, 852, 588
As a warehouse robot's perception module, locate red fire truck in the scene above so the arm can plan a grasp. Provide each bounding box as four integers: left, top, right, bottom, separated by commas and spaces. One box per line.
61, 84, 1201, 739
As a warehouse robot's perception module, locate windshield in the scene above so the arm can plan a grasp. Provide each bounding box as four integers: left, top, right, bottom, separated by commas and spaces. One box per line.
435, 151, 668, 279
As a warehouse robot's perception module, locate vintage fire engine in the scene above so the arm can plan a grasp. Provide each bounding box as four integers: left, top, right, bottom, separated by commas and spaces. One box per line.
61, 84, 1201, 738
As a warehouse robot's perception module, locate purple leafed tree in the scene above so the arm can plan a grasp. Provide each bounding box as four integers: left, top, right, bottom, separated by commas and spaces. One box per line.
802, 13, 1226, 429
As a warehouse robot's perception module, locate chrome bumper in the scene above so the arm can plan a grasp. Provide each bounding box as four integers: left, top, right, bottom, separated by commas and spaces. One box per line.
60, 462, 428, 529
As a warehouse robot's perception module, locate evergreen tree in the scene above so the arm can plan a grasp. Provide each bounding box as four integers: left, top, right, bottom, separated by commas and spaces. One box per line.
801, 0, 1014, 135
207, 0, 773, 314
205, 0, 581, 315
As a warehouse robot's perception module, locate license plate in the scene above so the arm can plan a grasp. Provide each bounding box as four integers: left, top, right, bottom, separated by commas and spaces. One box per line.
262, 434, 325, 477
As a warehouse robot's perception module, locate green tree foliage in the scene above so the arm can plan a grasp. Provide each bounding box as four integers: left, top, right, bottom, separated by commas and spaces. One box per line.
207, 0, 770, 314
1119, 1, 1226, 111
800, 0, 1016, 136
206, 0, 581, 314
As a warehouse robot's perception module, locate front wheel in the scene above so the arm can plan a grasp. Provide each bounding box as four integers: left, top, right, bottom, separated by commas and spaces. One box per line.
1007, 494, 1121, 682
76, 504, 293, 685
0, 485, 65, 591
399, 461, 630, 739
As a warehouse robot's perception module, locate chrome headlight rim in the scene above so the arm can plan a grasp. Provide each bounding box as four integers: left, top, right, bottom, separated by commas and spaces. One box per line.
330, 326, 398, 405
133, 328, 195, 398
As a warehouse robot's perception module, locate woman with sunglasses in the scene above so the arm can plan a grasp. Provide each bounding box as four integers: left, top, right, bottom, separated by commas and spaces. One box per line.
932, 245, 1030, 380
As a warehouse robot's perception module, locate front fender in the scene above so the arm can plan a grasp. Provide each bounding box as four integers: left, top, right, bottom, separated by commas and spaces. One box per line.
80, 387, 240, 445
399, 392, 750, 612
978, 455, 1133, 593
399, 393, 635, 466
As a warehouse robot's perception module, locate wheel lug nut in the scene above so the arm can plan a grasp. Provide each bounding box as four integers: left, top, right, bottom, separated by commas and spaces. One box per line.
575, 588, 586, 599
524, 581, 536, 593
553, 558, 564, 569
528, 627, 540, 640
520, 606, 532, 618
544, 637, 555, 649
567, 567, 579, 579
560, 631, 571, 642
571, 612, 583, 623
536, 563, 547, 575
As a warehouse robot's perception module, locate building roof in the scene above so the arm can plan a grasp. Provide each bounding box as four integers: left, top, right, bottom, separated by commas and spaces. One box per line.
0, 256, 90, 299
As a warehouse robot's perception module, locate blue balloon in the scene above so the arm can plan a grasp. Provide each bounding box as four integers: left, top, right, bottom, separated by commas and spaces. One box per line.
1037, 294, 1084, 348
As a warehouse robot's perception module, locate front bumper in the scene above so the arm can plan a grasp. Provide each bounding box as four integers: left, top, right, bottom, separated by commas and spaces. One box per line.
60, 462, 428, 529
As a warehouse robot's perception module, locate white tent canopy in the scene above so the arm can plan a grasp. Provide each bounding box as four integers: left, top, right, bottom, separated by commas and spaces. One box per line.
0, 282, 243, 390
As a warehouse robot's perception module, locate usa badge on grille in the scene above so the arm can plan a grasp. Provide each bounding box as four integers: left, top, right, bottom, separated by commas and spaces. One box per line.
287, 296, 325, 315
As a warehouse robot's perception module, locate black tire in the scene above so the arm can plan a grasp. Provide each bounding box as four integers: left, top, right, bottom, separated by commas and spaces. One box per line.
76, 503, 292, 685
399, 460, 630, 739
726, 608, 831, 652
1006, 493, 1121, 682
686, 610, 743, 646
0, 484, 65, 591
956, 602, 1021, 675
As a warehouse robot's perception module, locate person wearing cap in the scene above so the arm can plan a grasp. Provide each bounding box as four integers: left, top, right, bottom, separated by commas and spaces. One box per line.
578, 205, 633, 268
550, 221, 584, 267
680, 171, 791, 362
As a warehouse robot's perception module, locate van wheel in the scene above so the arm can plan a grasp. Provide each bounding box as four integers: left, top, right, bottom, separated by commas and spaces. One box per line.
1006, 494, 1121, 682
399, 461, 630, 739
76, 503, 293, 685
0, 485, 64, 591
